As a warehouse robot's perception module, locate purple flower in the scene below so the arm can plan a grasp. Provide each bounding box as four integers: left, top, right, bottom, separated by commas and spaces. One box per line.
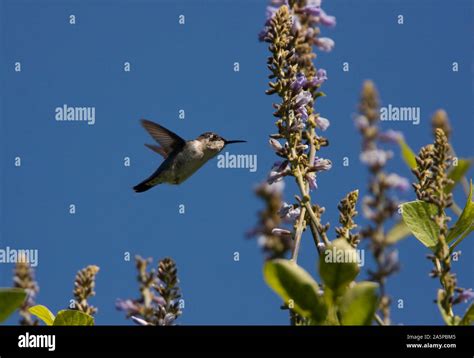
115, 299, 140, 315
315, 37, 335, 52
313, 157, 332, 171
305, 26, 316, 39
309, 68, 328, 87
163, 313, 176, 325
318, 9, 336, 27
354, 115, 369, 130
291, 14, 302, 33
279, 202, 301, 221
453, 289, 474, 305
379, 129, 404, 143
291, 73, 308, 91
301, 5, 321, 16
152, 296, 167, 306
272, 228, 293, 238
131, 316, 150, 326
258, 29, 269, 42
265, 6, 279, 23
295, 90, 312, 108
258, 6, 280, 42
306, 173, 318, 190
269, 138, 287, 158
269, 138, 283, 152
273, 160, 289, 172
258, 179, 285, 195
385, 173, 410, 192
301, 0, 322, 16
360, 149, 393, 167
268, 161, 290, 184
289, 120, 306, 132
383, 250, 400, 274
296, 106, 309, 121
315, 116, 330, 131
294, 90, 312, 121
362, 201, 376, 220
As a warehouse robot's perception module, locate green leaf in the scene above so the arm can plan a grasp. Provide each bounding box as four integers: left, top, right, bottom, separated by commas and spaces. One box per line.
401, 201, 439, 250
263, 259, 327, 323
447, 181, 474, 247
459, 303, 474, 326
398, 138, 417, 170
446, 159, 472, 194
53, 310, 94, 326
0, 288, 27, 323
319, 239, 360, 296
385, 219, 412, 245
338, 282, 379, 326
28, 305, 55, 326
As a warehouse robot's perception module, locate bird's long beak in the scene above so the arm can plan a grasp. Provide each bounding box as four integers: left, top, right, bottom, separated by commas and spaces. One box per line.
224, 139, 247, 145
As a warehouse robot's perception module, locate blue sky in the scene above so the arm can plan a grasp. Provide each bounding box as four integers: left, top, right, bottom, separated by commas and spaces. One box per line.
1, 0, 472, 325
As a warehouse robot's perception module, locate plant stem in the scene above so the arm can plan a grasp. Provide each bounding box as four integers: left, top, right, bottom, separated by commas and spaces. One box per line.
374, 313, 385, 326
303, 201, 330, 246
309, 220, 322, 247
291, 207, 307, 263
450, 201, 462, 216
461, 177, 470, 197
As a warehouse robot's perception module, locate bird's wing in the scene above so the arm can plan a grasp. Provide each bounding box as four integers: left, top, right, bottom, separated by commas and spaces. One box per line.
144, 143, 169, 158
140, 119, 186, 155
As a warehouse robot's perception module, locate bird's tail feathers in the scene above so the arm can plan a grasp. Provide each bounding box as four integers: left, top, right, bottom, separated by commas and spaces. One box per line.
133, 179, 157, 193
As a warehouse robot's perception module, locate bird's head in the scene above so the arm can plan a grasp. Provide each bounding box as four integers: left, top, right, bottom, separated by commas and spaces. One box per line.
198, 132, 246, 153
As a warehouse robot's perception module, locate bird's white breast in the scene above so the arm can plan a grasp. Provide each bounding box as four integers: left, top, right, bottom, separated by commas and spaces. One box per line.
169, 140, 217, 184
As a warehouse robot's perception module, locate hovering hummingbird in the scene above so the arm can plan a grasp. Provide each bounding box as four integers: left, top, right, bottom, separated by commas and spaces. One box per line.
133, 119, 246, 193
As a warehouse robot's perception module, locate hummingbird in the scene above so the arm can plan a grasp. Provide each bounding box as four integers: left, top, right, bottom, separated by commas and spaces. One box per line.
133, 119, 246, 193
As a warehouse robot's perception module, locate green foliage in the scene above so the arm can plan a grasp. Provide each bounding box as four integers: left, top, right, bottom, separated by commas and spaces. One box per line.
28, 305, 55, 326
263, 259, 327, 323
459, 303, 474, 326
29, 305, 94, 326
263, 240, 378, 326
0, 288, 27, 323
401, 201, 439, 250
445, 159, 472, 193
338, 282, 379, 325
53, 310, 94, 326
398, 138, 417, 170
385, 219, 412, 245
319, 239, 360, 296
402, 182, 474, 252
447, 181, 474, 249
